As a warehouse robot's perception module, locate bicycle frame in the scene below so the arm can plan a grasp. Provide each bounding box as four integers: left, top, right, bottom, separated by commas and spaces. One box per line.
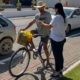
25, 39, 44, 55
25, 37, 45, 66
9, 34, 52, 77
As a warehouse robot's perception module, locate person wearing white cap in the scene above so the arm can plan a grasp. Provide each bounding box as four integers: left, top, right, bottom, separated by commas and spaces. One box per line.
21, 1, 52, 65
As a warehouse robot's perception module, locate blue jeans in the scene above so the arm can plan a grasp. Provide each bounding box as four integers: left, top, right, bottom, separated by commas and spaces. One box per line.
50, 39, 66, 72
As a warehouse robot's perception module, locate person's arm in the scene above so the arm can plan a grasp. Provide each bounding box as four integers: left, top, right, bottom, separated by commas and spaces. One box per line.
21, 19, 36, 30
38, 15, 57, 29
38, 20, 53, 29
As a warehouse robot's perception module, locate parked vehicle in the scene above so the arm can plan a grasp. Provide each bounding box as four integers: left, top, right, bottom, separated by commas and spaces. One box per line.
64, 7, 80, 32
0, 15, 16, 55
52, 7, 80, 33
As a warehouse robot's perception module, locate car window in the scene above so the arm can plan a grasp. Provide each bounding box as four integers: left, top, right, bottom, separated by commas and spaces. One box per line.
64, 9, 73, 16
73, 9, 80, 16
0, 18, 8, 27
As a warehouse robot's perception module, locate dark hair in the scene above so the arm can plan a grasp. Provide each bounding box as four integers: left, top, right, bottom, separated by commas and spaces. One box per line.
54, 3, 66, 23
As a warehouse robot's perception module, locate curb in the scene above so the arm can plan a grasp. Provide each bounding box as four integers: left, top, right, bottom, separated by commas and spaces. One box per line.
63, 60, 80, 75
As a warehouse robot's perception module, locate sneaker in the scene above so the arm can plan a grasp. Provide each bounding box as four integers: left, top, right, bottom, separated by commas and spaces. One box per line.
50, 71, 63, 80
33, 48, 38, 59
33, 47, 39, 52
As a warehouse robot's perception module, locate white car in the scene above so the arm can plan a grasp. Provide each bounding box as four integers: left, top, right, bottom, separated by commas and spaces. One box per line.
52, 7, 80, 33
64, 7, 80, 32
0, 15, 16, 55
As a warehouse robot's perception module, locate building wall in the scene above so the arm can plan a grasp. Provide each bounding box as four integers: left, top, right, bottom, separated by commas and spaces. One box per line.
64, 0, 80, 7
36, 0, 80, 7
36, 0, 61, 7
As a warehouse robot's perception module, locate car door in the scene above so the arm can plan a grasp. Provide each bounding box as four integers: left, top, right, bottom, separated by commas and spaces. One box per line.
70, 9, 80, 29
0, 24, 3, 34
0, 17, 8, 39
75, 9, 80, 28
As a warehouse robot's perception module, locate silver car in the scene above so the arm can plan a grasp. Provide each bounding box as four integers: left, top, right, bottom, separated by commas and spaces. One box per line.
0, 15, 16, 55
64, 7, 80, 32
52, 7, 80, 33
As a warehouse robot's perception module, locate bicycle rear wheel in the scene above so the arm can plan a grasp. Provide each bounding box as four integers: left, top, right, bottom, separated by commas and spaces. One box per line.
9, 47, 30, 77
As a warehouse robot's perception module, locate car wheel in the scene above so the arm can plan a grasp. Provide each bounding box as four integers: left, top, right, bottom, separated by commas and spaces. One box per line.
0, 38, 13, 55
66, 24, 71, 33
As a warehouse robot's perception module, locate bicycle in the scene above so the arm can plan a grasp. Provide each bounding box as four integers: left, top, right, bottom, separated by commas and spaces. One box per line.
9, 33, 52, 77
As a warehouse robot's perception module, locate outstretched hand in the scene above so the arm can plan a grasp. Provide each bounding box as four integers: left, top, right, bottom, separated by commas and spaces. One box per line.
20, 28, 26, 31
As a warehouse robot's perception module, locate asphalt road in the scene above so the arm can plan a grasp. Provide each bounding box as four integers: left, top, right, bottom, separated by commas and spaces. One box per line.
0, 16, 80, 80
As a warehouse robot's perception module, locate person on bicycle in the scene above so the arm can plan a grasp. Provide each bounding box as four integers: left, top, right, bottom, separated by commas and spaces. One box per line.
37, 3, 67, 80
21, 1, 51, 65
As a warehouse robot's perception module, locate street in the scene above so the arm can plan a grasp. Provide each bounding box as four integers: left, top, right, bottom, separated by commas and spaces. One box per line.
0, 16, 80, 80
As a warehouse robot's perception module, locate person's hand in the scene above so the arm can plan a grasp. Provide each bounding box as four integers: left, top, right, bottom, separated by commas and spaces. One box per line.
20, 28, 26, 31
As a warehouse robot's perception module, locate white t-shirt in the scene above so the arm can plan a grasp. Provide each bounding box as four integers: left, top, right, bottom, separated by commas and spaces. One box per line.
50, 15, 67, 42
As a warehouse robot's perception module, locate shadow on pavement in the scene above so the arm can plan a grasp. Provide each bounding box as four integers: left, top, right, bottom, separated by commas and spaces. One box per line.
0, 51, 14, 73
34, 67, 46, 80
10, 58, 55, 80
34, 62, 73, 80
49, 76, 73, 80
34, 62, 55, 80
15, 73, 39, 80
66, 28, 80, 37
12, 70, 73, 80
60, 76, 73, 80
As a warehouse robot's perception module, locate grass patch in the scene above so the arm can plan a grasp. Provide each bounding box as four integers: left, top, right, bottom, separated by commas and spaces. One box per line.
61, 64, 80, 80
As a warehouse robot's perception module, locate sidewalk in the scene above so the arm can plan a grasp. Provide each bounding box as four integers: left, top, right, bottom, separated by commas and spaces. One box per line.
0, 8, 39, 18
0, 36, 80, 80
0, 8, 53, 18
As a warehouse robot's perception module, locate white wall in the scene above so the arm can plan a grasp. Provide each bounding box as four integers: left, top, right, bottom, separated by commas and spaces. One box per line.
37, 0, 80, 7
64, 0, 80, 7
46, 0, 60, 7
37, 0, 60, 8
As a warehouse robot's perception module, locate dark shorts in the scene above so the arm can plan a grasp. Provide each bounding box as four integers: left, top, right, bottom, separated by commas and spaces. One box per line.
31, 29, 38, 34
31, 29, 49, 44
41, 36, 49, 44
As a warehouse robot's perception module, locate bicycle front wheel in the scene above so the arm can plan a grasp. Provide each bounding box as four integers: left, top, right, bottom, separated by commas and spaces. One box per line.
9, 47, 30, 77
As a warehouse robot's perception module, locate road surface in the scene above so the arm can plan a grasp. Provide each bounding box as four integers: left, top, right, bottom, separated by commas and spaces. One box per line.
0, 16, 80, 80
